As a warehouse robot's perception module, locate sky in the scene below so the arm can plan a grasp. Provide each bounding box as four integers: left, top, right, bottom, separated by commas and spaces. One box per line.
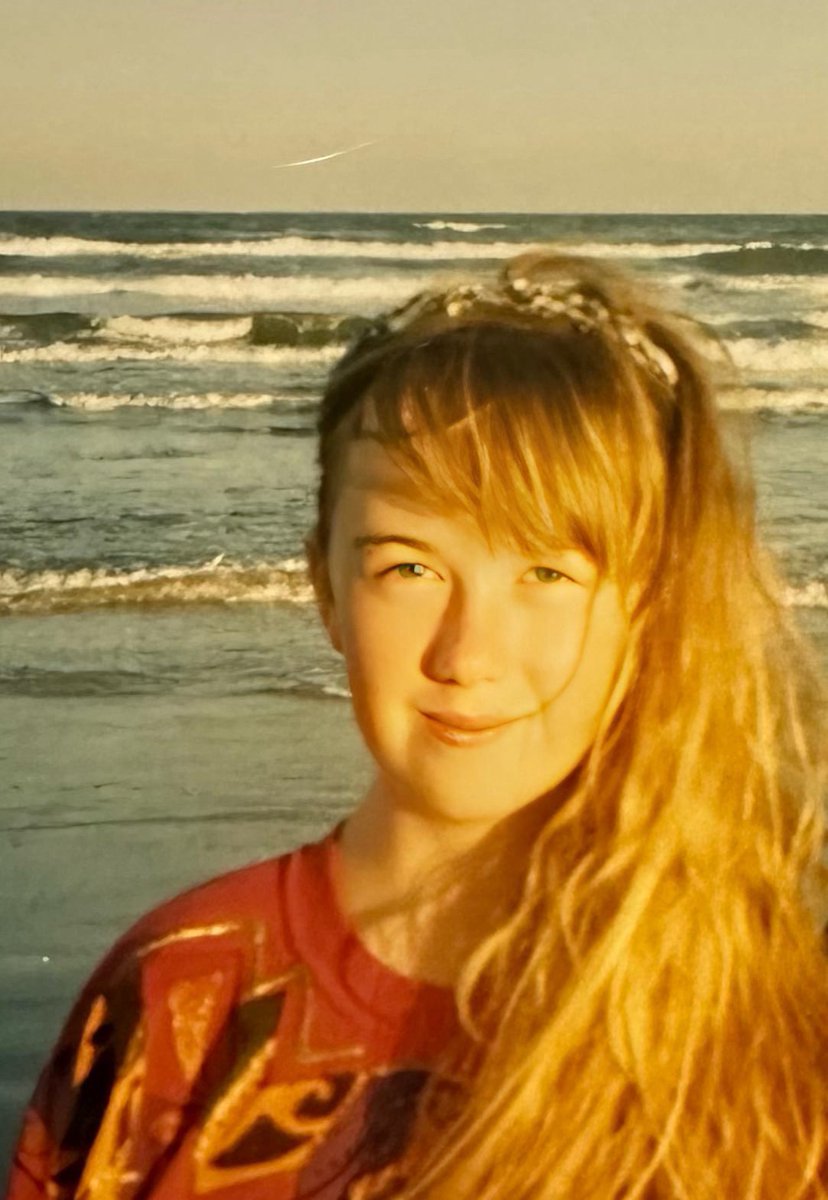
2, 0, 827, 212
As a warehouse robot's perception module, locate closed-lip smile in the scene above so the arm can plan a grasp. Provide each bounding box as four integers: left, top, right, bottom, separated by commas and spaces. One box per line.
421, 710, 518, 732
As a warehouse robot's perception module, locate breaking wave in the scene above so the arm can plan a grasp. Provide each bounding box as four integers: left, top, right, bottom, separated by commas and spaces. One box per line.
0, 340, 340, 366
0, 556, 314, 616
8, 234, 825, 268
0, 234, 528, 262
412, 221, 509, 233
719, 387, 828, 414
44, 391, 293, 412
724, 336, 828, 374
784, 580, 828, 609
0, 271, 444, 310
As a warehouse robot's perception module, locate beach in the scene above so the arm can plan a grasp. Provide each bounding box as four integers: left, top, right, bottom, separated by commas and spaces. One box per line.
1, 210, 826, 1170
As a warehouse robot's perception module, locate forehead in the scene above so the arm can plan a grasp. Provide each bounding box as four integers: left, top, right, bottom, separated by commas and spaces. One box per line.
332, 436, 586, 560
332, 437, 475, 542
338, 437, 430, 503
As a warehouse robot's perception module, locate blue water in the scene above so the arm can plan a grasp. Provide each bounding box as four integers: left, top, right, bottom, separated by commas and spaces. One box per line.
1, 211, 826, 1173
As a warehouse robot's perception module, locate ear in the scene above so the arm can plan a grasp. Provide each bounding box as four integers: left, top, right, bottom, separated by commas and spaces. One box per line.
305, 532, 342, 654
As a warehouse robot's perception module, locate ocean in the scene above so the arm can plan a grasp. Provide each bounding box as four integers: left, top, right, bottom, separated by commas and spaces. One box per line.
1, 211, 826, 1169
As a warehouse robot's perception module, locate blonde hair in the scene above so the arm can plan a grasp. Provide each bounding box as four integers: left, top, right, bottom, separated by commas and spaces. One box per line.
310, 252, 828, 1199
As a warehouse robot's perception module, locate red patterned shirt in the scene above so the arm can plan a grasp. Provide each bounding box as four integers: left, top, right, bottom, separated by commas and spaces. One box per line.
5, 823, 468, 1199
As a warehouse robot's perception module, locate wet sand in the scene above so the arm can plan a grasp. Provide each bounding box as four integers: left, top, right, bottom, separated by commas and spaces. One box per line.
0, 688, 370, 1172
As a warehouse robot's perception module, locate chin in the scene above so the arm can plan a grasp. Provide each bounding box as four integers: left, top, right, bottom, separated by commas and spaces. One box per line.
392, 769, 553, 827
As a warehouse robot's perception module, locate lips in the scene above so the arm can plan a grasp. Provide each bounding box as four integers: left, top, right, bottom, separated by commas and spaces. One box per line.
420, 710, 523, 748
421, 710, 517, 732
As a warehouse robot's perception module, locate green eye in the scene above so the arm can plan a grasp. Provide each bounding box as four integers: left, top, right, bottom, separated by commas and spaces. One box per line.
394, 563, 429, 579
531, 567, 565, 583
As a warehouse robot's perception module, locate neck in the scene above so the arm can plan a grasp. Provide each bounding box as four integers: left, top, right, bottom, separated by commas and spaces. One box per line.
334, 775, 558, 987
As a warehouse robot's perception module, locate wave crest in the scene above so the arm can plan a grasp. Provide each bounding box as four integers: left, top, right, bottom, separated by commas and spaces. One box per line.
0, 556, 314, 616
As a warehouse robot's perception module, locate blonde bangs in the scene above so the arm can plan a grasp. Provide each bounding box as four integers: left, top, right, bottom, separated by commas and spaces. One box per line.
352, 322, 665, 593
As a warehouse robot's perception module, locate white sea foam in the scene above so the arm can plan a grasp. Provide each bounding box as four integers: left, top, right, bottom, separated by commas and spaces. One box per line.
743, 240, 825, 251
104, 315, 253, 344
0, 233, 775, 264
783, 580, 828, 609
47, 392, 292, 412
724, 337, 828, 374
0, 271, 443, 310
0, 234, 530, 262
42, 385, 825, 416
413, 221, 509, 233
559, 241, 744, 260
0, 556, 315, 616
719, 387, 828, 413
321, 683, 352, 699
0, 341, 340, 366
707, 274, 828, 299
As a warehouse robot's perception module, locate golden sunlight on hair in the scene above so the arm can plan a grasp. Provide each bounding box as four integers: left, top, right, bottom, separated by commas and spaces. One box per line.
311, 252, 828, 1200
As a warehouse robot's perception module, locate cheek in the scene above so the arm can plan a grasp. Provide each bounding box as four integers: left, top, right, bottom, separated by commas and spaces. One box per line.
337, 591, 423, 700
525, 602, 597, 703
532, 589, 627, 720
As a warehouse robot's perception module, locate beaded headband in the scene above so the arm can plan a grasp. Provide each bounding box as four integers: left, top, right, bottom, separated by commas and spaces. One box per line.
355, 276, 679, 390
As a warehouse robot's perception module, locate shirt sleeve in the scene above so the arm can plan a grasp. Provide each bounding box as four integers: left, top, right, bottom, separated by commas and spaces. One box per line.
4, 889, 247, 1200
4, 930, 145, 1199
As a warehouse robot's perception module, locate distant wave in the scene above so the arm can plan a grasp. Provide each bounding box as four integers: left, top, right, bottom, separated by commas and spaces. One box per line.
0, 556, 314, 616
719, 387, 828, 414
0, 271, 444, 310
564, 241, 744, 260
707, 316, 819, 340
0, 309, 372, 352
681, 273, 828, 300
0, 234, 528, 262
783, 580, 828, 609
44, 391, 294, 411
413, 221, 509, 233
0, 341, 341, 366
7, 265, 827, 321
0, 388, 283, 411
8, 233, 822, 266
104, 311, 371, 347
724, 336, 828, 374
106, 314, 253, 344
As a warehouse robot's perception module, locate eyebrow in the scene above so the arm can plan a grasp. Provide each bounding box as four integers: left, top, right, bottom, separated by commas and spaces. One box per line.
354, 534, 436, 554
353, 533, 589, 561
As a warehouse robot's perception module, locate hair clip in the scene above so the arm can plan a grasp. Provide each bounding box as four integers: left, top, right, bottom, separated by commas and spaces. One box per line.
348, 277, 679, 390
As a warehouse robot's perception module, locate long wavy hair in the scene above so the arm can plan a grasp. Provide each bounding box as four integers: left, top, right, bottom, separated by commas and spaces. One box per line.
309, 252, 828, 1199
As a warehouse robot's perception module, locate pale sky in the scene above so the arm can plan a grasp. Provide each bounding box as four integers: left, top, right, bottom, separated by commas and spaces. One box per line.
2, 0, 827, 212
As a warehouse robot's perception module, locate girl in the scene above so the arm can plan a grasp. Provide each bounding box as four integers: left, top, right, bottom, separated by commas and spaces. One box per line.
6, 252, 827, 1200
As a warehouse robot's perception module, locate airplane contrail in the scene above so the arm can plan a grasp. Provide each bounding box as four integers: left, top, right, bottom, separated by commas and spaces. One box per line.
271, 139, 380, 169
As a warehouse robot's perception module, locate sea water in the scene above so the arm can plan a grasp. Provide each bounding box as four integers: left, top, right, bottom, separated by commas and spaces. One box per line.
1, 211, 826, 1167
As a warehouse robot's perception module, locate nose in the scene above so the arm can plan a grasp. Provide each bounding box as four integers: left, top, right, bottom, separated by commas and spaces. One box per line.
422, 581, 507, 686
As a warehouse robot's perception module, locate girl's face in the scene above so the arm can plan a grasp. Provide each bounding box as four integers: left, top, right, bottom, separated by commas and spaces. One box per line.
321, 437, 629, 825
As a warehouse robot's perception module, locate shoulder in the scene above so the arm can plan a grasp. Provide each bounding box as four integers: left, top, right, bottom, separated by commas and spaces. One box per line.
88, 826, 339, 996
8, 828, 340, 1197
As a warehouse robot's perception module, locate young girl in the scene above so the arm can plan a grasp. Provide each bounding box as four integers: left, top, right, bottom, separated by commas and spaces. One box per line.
6, 252, 827, 1200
